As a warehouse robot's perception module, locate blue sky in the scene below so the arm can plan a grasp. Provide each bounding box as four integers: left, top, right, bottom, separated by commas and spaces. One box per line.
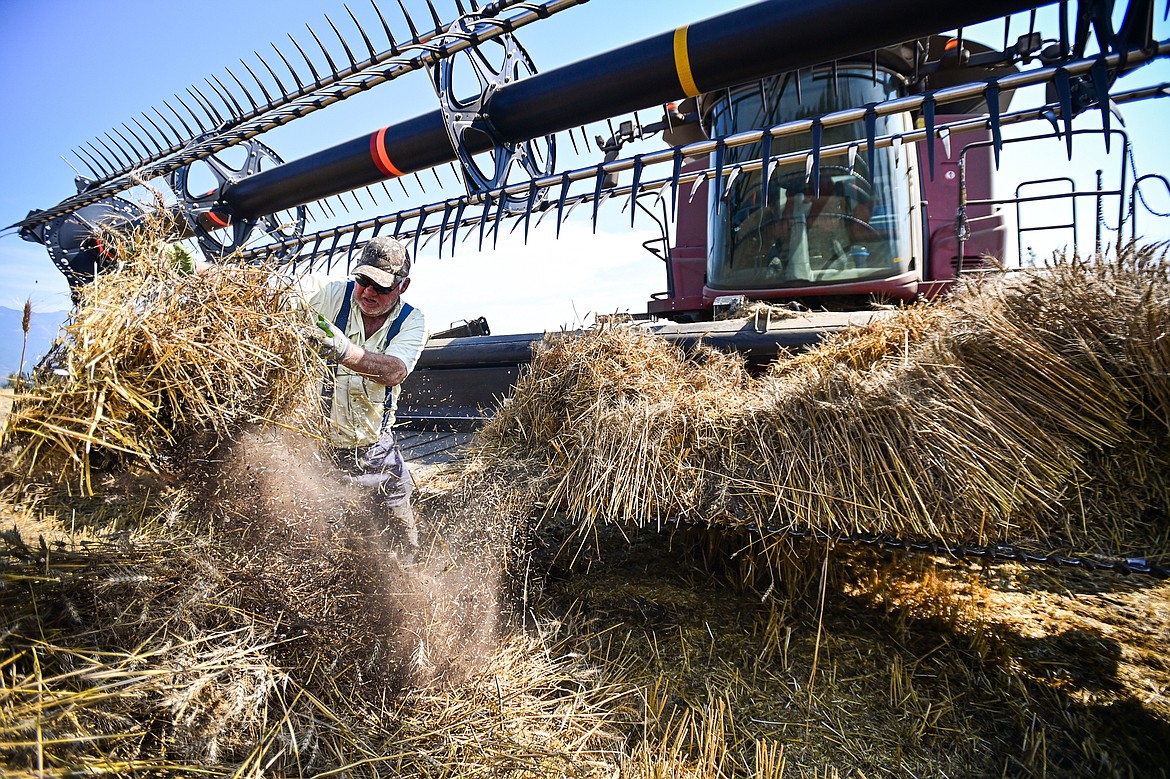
1, 0, 1167, 332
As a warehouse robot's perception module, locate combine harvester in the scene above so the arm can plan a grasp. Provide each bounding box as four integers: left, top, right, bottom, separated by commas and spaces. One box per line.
13, 1, 1169, 441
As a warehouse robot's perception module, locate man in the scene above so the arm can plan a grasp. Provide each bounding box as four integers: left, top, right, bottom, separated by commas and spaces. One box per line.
303, 237, 428, 555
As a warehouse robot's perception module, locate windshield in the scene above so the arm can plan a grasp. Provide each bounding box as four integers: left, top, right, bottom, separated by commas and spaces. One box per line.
707, 67, 915, 291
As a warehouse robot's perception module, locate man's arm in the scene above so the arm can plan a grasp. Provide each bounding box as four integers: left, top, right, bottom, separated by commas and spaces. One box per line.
338, 348, 409, 388
333, 307, 426, 388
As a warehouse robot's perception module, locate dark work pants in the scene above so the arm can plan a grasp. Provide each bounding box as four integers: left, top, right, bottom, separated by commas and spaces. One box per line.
335, 428, 418, 551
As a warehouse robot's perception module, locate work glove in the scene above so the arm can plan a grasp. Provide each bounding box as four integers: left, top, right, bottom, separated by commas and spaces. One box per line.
312, 314, 358, 363
168, 244, 196, 275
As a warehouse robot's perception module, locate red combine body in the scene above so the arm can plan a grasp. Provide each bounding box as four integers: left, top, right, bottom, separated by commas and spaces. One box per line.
648, 44, 1013, 320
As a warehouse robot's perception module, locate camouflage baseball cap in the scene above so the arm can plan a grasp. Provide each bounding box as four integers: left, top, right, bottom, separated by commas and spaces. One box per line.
352, 237, 411, 288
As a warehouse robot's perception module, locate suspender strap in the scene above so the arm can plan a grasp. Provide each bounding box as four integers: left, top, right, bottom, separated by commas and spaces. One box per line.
320, 280, 355, 412
381, 301, 415, 427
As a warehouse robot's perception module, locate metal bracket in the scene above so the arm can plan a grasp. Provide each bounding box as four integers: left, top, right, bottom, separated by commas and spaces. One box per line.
431, 16, 554, 213
167, 138, 306, 260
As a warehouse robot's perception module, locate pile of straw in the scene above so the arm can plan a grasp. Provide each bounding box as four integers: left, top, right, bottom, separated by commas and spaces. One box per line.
0, 519, 628, 777
480, 247, 1170, 559
480, 328, 753, 526
2, 212, 324, 491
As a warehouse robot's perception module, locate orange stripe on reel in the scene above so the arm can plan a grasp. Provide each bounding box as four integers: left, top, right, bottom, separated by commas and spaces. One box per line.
205, 209, 232, 228
370, 127, 405, 178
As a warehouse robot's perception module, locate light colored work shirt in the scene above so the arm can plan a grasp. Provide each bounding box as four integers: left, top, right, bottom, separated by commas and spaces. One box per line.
297, 276, 427, 448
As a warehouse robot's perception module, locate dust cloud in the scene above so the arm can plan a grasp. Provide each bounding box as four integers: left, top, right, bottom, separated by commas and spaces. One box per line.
179, 425, 507, 692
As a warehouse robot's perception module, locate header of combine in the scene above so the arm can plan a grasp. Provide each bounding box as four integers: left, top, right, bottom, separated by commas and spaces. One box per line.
14, 0, 1169, 304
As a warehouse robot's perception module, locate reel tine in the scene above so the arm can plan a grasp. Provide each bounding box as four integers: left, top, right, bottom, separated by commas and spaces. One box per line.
380, 181, 395, 203
522, 180, 537, 244
567, 127, 580, 156
88, 143, 119, 177
163, 99, 196, 139
271, 42, 306, 92
78, 144, 110, 177
225, 66, 260, 112
687, 171, 708, 204
344, 4, 378, 59
174, 92, 209, 133
985, 81, 1002, 168
255, 50, 288, 97
122, 121, 155, 158
288, 33, 324, 85
478, 193, 492, 250
325, 13, 358, 68
153, 106, 184, 143
95, 135, 129, 169
437, 200, 451, 258
591, 164, 605, 233
306, 23, 342, 78
396, 0, 422, 43
423, 0, 444, 31
722, 165, 742, 202
451, 198, 468, 255
555, 171, 571, 238
101, 132, 135, 168
629, 157, 643, 227
188, 85, 224, 126
196, 86, 227, 128
71, 151, 101, 179
397, 176, 411, 197
413, 209, 427, 260
115, 123, 149, 159
369, 0, 399, 55
241, 59, 275, 106
133, 117, 166, 154
341, 230, 361, 270
431, 165, 443, 188
120, 123, 154, 159
413, 171, 428, 194
1054, 66, 1075, 159
209, 76, 246, 119
105, 130, 137, 165
105, 132, 138, 168
454, 0, 469, 16
491, 190, 507, 249
142, 111, 175, 146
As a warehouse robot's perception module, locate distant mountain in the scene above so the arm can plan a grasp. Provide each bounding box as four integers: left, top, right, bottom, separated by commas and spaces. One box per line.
0, 306, 68, 380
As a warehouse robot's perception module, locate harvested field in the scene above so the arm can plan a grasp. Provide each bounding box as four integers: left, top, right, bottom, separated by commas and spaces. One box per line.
1, 232, 1169, 777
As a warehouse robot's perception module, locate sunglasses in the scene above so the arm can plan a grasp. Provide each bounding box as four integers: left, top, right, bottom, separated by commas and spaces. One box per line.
353, 275, 399, 295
